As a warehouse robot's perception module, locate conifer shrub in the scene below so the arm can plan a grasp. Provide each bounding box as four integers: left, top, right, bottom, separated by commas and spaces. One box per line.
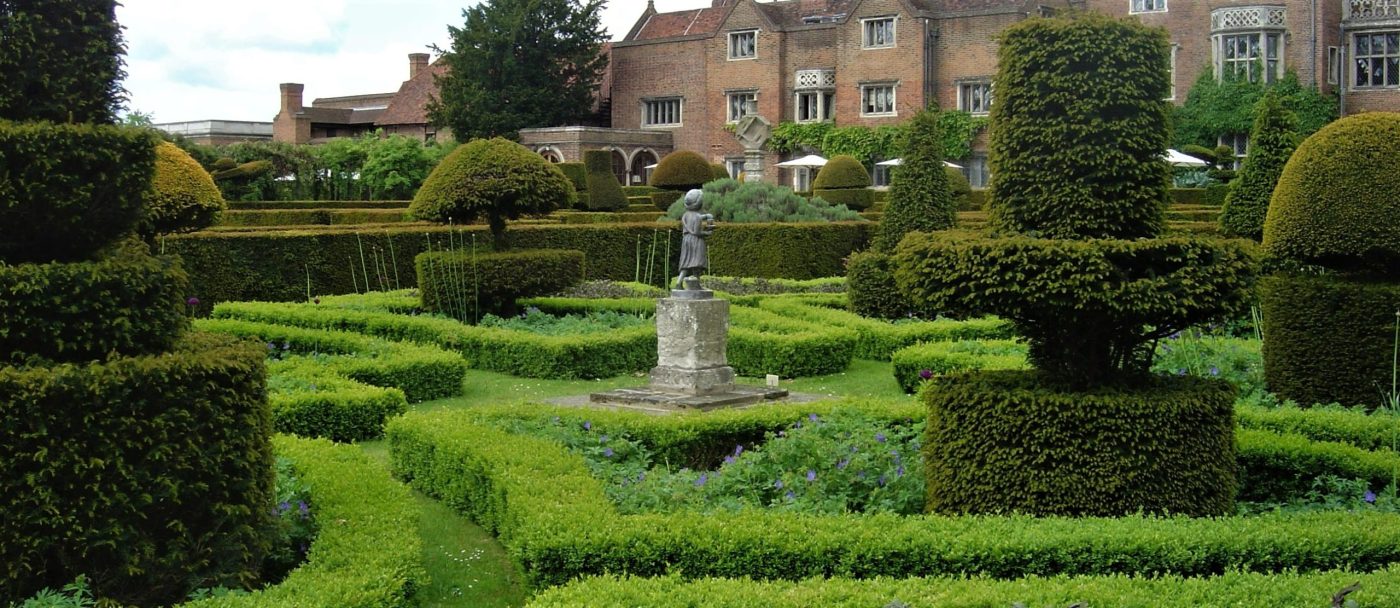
410, 137, 574, 249
556, 162, 588, 192
145, 141, 225, 236
662, 178, 862, 223
1220, 91, 1297, 241
877, 109, 955, 252
812, 155, 874, 210
649, 151, 712, 192
0, 0, 126, 124
710, 162, 729, 181
945, 165, 974, 210
583, 150, 626, 211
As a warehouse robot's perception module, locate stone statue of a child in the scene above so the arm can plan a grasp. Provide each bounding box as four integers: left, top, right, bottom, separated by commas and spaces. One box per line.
676, 189, 714, 290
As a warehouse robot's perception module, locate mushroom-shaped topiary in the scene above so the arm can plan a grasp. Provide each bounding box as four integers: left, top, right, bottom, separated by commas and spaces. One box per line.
410, 137, 575, 249
813, 154, 873, 210
649, 150, 714, 210
1263, 112, 1400, 276
144, 141, 224, 236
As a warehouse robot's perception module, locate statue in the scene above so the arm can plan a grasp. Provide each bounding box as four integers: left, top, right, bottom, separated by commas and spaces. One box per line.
675, 189, 714, 290
734, 100, 772, 183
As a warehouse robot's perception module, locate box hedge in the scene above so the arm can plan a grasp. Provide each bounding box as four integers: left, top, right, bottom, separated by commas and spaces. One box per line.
845, 251, 912, 320
265, 363, 408, 443
1236, 402, 1399, 451
649, 151, 712, 192
754, 296, 1012, 360
583, 150, 627, 211
416, 248, 584, 319
180, 435, 424, 608
388, 404, 1400, 590
1, 333, 273, 605
811, 188, 873, 211
650, 190, 684, 211
555, 162, 588, 193
227, 201, 411, 210
891, 340, 1029, 393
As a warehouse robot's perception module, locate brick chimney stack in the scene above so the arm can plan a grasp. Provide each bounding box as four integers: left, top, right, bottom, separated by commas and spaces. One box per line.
409, 53, 430, 79
279, 83, 304, 114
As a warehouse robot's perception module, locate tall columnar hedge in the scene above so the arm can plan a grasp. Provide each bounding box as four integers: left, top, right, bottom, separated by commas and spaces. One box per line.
145, 141, 226, 236
0, 0, 126, 124
1219, 91, 1297, 241
988, 13, 1171, 240
583, 150, 626, 211
876, 109, 955, 252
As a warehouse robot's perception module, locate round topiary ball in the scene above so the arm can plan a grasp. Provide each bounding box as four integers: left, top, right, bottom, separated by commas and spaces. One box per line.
649, 150, 716, 191
1263, 112, 1400, 276
144, 141, 224, 235
813, 155, 871, 189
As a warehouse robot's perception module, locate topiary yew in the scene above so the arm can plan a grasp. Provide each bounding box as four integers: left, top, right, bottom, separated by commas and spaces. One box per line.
1263, 112, 1400, 276
583, 149, 626, 210
1220, 91, 1297, 241
812, 155, 870, 189
649, 150, 713, 192
876, 109, 955, 252
411, 137, 574, 250
945, 165, 974, 210
144, 141, 225, 236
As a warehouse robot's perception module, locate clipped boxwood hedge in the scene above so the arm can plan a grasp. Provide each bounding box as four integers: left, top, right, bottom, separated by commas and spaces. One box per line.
227, 201, 411, 210
180, 435, 423, 608
924, 370, 1238, 517
0, 246, 190, 365
416, 248, 584, 319
555, 162, 588, 193
650, 190, 684, 211
649, 151, 712, 192
266, 363, 408, 443
146, 141, 225, 235
754, 296, 1012, 360
891, 339, 1029, 393
1, 333, 273, 605
389, 403, 1400, 591
1236, 402, 1399, 451
846, 251, 911, 320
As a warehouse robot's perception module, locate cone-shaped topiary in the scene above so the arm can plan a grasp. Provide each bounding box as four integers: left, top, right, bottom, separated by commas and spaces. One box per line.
411, 137, 574, 250
144, 141, 225, 236
583, 149, 626, 210
876, 109, 955, 252
649, 150, 713, 191
1263, 112, 1400, 277
988, 12, 1171, 240
1220, 91, 1298, 241
813, 154, 874, 210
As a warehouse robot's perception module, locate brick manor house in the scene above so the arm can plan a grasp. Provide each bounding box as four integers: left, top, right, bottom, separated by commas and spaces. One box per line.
275, 0, 1400, 188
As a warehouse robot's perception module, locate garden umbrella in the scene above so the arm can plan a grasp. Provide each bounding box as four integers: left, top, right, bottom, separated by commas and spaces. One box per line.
1164, 149, 1208, 167
775, 154, 828, 167
876, 158, 965, 169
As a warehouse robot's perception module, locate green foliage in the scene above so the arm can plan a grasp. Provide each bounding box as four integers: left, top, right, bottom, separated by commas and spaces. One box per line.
555, 162, 588, 193
411, 137, 574, 248
754, 296, 1012, 360
1260, 273, 1400, 409
479, 308, 648, 335
877, 110, 955, 252
662, 179, 863, 223
845, 251, 911, 320
262, 457, 317, 583
213, 208, 413, 228
1237, 402, 1400, 452
648, 151, 712, 191
891, 340, 1028, 393
924, 370, 1238, 516
359, 134, 434, 200
582, 150, 626, 210
944, 166, 973, 211
0, 245, 190, 365
1151, 334, 1265, 399
146, 141, 225, 236
894, 232, 1257, 386
1236, 427, 1400, 503
1173, 70, 1338, 150
698, 276, 845, 296
180, 436, 424, 608
416, 248, 584, 320
188, 137, 455, 202
1263, 112, 1400, 276
767, 112, 987, 161
1, 333, 274, 606
265, 365, 407, 443
988, 14, 1171, 240
649, 190, 683, 211
812, 155, 870, 189
0, 121, 157, 263
426, 0, 608, 139
811, 188, 873, 211
225, 200, 410, 210
709, 163, 729, 181
1220, 91, 1298, 240
0, 0, 126, 124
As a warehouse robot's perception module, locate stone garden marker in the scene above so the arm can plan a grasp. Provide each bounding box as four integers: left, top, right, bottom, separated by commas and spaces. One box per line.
734, 100, 771, 184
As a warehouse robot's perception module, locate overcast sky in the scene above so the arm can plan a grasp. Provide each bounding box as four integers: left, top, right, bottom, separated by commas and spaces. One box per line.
118, 0, 712, 123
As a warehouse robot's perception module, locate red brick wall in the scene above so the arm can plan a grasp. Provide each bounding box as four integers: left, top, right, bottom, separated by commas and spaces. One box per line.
706, 1, 785, 165
833, 0, 927, 125
611, 37, 710, 160
933, 11, 1020, 112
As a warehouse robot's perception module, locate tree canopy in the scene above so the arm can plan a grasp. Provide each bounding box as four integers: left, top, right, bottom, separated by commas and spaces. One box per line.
428, 0, 609, 140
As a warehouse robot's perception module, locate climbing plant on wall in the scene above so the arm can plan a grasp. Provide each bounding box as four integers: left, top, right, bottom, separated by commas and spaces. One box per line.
768, 111, 988, 162
1172, 70, 1336, 149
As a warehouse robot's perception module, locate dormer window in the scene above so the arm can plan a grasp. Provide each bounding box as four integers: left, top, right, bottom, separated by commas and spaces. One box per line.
862, 17, 896, 49
729, 30, 757, 60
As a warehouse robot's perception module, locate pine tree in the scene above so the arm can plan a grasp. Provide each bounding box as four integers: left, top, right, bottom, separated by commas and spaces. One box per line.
1220, 90, 1298, 240
876, 108, 955, 252
428, 0, 608, 140
0, 0, 127, 124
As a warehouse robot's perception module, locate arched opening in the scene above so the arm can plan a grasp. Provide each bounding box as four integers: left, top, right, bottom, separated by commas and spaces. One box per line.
537, 147, 563, 163
630, 150, 658, 186
610, 150, 628, 186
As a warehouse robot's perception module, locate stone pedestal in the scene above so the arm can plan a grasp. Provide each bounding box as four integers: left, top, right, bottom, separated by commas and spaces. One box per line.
648, 292, 735, 395
743, 149, 766, 184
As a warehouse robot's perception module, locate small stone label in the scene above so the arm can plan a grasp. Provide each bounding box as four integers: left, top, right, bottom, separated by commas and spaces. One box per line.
766, 374, 780, 388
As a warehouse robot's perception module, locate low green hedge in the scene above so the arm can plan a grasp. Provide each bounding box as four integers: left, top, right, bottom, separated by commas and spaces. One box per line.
216, 209, 414, 227
226, 201, 412, 210
891, 340, 1029, 393
388, 404, 1400, 591
1170, 188, 1207, 205
266, 363, 408, 443
416, 248, 584, 319
650, 190, 683, 211
181, 435, 423, 608
812, 188, 874, 211
1236, 402, 1399, 452
555, 211, 664, 224
1236, 427, 1400, 503
0, 247, 189, 365
525, 569, 1400, 607
622, 185, 656, 197
754, 296, 1012, 360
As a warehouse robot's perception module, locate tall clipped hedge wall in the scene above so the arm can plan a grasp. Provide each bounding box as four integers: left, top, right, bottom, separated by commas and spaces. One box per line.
146, 141, 225, 236
583, 150, 626, 211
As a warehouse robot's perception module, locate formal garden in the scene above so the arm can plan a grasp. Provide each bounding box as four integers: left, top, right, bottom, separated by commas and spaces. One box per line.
5, 4, 1400, 608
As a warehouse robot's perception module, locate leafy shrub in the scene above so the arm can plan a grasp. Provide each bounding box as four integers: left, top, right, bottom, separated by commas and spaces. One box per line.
0, 0, 125, 125
988, 13, 1171, 240
583, 150, 626, 210
0, 244, 190, 365
877, 109, 955, 252
710, 163, 729, 181
145, 141, 225, 236
924, 370, 1238, 516
1236, 427, 1400, 504
649, 190, 684, 211
945, 166, 973, 211
555, 162, 588, 193
755, 296, 1012, 360
358, 134, 435, 200
1263, 112, 1400, 277
1, 333, 273, 606
1260, 273, 1400, 409
0, 121, 157, 263
1219, 91, 1297, 240
845, 251, 911, 320
662, 178, 862, 223
410, 137, 573, 249
416, 248, 584, 320
1151, 333, 1265, 398
891, 340, 1028, 393
812, 155, 870, 189
700, 276, 845, 296
180, 435, 424, 608
262, 457, 317, 583
648, 150, 712, 192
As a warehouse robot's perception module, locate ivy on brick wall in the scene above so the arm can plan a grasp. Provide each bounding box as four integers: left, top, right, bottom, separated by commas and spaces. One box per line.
768, 111, 988, 162
1173, 70, 1337, 149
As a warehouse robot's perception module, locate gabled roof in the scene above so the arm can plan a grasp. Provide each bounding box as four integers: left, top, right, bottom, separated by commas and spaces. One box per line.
375, 61, 449, 126
630, 6, 732, 40
623, 0, 1037, 42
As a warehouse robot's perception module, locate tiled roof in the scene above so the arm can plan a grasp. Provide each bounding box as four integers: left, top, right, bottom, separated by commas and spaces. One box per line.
755, 0, 860, 28
304, 106, 385, 126
631, 6, 730, 40
376, 61, 448, 126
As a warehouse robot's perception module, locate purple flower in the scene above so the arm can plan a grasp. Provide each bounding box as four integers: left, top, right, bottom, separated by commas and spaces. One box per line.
723, 455, 735, 465
919, 369, 933, 380
298, 501, 309, 517
599, 435, 608, 443
857, 471, 867, 480
1209, 366, 1221, 376
277, 501, 291, 513
637, 472, 646, 483
806, 469, 817, 482
603, 447, 614, 458
1168, 331, 1182, 340
809, 413, 819, 423
896, 464, 905, 477
734, 444, 744, 456
878, 475, 888, 487
1176, 368, 1187, 376
785, 490, 795, 500
1365, 490, 1377, 504
583, 421, 592, 431
837, 458, 850, 470
186, 296, 200, 307
774, 479, 784, 489
695, 473, 708, 487
875, 432, 887, 443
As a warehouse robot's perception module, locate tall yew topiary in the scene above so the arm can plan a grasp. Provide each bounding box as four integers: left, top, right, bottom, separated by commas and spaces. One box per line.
876, 109, 955, 252
583, 149, 626, 210
1220, 91, 1297, 240
0, 0, 127, 124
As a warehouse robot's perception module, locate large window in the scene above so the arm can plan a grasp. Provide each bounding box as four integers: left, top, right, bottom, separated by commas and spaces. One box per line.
963, 155, 990, 188
643, 98, 682, 127
792, 166, 813, 192
862, 17, 896, 48
1130, 0, 1166, 14
1354, 31, 1400, 88
957, 80, 993, 115
1219, 133, 1248, 170
728, 30, 757, 60
796, 91, 835, 123
726, 158, 746, 180
727, 91, 757, 123
861, 83, 896, 116
1217, 32, 1283, 82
